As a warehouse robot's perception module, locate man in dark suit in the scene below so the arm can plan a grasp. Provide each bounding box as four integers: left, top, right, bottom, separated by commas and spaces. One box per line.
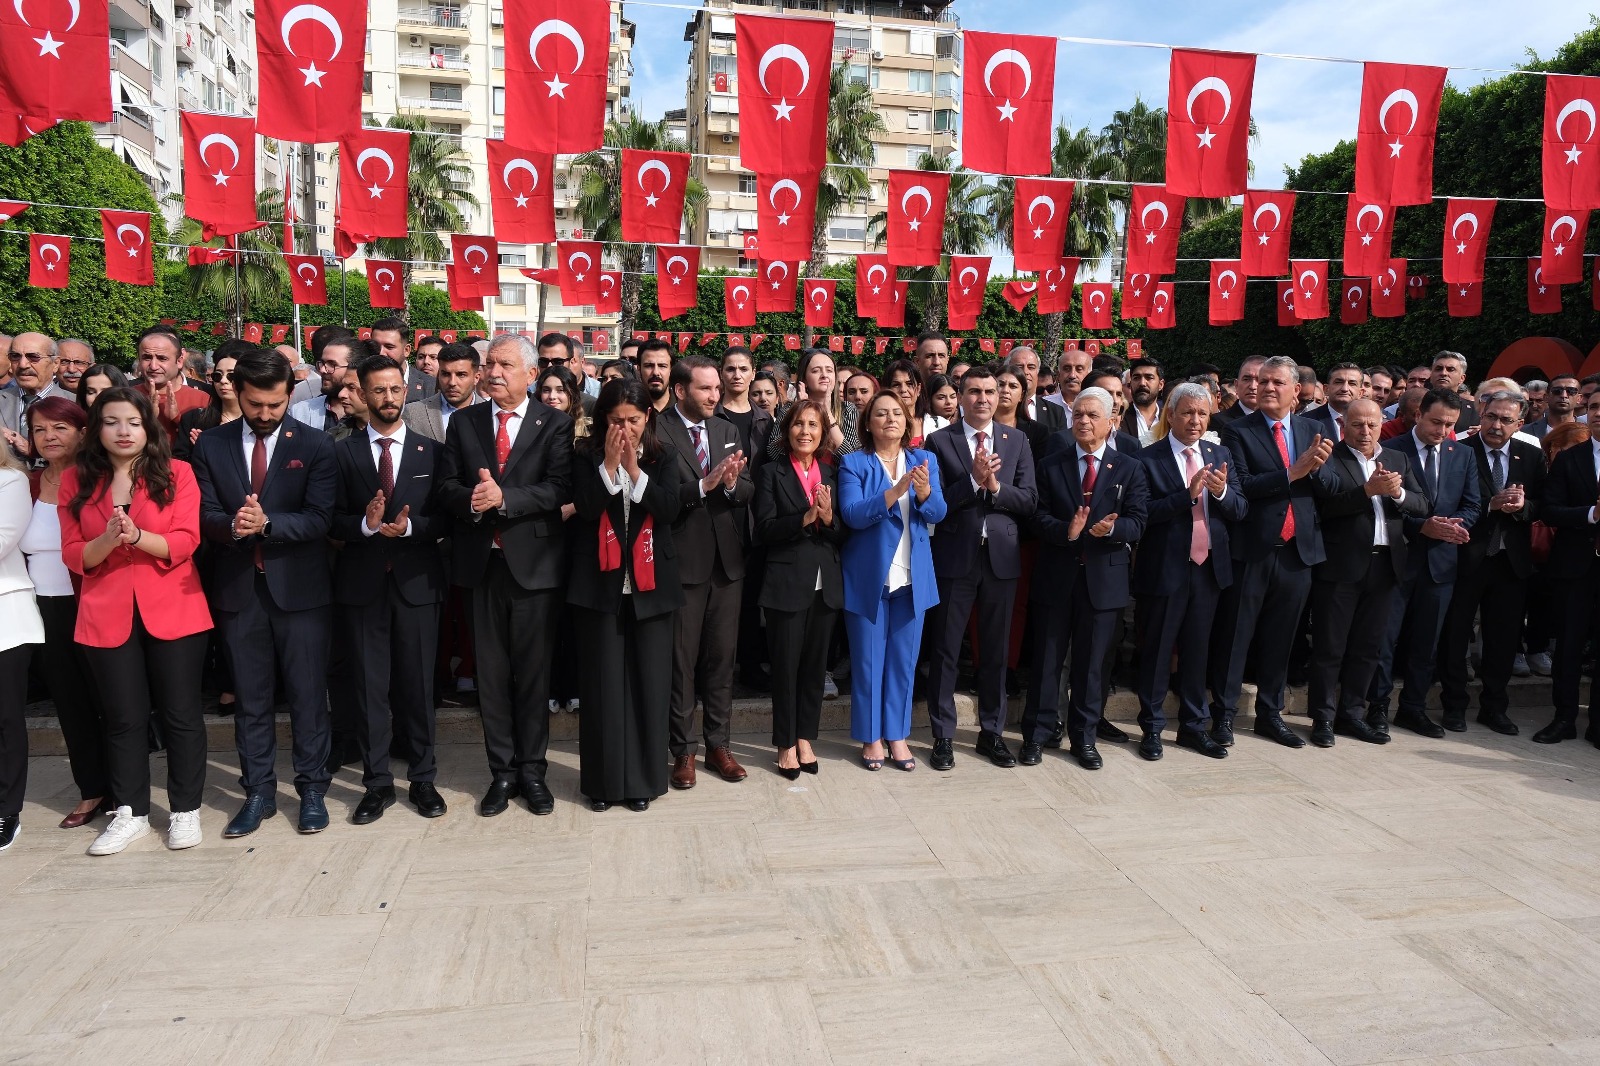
1211, 356, 1264, 429
437, 334, 572, 817
1303, 362, 1364, 444
1308, 399, 1429, 746
1536, 391, 1600, 745
1132, 383, 1244, 760
1437, 389, 1545, 735
1214, 355, 1336, 749
659, 356, 753, 789
1005, 347, 1065, 434
1428, 351, 1478, 433
332, 355, 449, 823
1022, 385, 1147, 769
193, 347, 338, 837
925, 364, 1038, 770
1366, 389, 1481, 737
1120, 357, 1164, 446
371, 316, 439, 405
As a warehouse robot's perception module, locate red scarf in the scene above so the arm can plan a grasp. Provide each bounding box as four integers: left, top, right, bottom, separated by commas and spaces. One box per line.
790, 455, 822, 503
598, 510, 657, 592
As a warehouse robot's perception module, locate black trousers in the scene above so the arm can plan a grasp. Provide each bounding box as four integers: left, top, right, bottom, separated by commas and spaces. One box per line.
219, 572, 332, 797
1369, 570, 1455, 715
82, 614, 207, 818
767, 590, 836, 748
1022, 571, 1118, 749
1307, 553, 1398, 723
1552, 568, 1600, 720
1214, 545, 1312, 721
38, 595, 109, 802
576, 601, 672, 803
737, 544, 769, 678
472, 552, 558, 785
1439, 552, 1526, 718
0, 643, 35, 818
927, 544, 1016, 738
344, 578, 441, 791
1135, 563, 1222, 735
671, 563, 742, 757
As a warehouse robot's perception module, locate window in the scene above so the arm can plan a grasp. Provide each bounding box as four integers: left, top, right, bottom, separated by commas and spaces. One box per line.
845, 63, 869, 88
362, 71, 373, 93
834, 25, 869, 52
492, 46, 504, 68
738, 174, 757, 195
499, 251, 527, 266
499, 321, 526, 333
934, 109, 957, 133
828, 215, 867, 242
907, 70, 932, 93
936, 34, 961, 61
908, 29, 935, 57
935, 73, 956, 98
431, 122, 463, 136
907, 146, 924, 167
499, 283, 526, 304
493, 87, 505, 115
430, 83, 463, 103
365, 29, 371, 53
316, 175, 327, 186
316, 200, 328, 211
492, 125, 504, 139
905, 109, 928, 132
709, 53, 734, 76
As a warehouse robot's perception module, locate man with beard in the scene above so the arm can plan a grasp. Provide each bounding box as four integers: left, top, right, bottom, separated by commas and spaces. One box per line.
404, 342, 483, 443
370, 317, 437, 404
913, 332, 950, 380
1214, 356, 1264, 428
638, 339, 674, 412
1122, 358, 1164, 446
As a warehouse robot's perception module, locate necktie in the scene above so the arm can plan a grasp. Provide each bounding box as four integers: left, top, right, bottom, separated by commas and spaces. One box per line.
1334, 414, 1344, 441
975, 429, 987, 455
495, 409, 514, 474
1186, 447, 1210, 564
1081, 452, 1097, 498
1272, 420, 1296, 541
250, 431, 267, 571
1423, 444, 1438, 497
377, 437, 395, 497
1489, 450, 1506, 556
690, 424, 709, 475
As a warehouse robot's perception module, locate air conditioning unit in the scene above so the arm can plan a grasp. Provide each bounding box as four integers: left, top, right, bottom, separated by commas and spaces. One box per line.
721, 133, 734, 144
408, 34, 422, 46
871, 49, 884, 60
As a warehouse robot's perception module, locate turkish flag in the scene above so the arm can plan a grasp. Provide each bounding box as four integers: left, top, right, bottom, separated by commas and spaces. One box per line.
1242, 190, 1295, 277
365, 259, 406, 309
0, 201, 26, 222
505, 0, 609, 153
1407, 275, 1429, 301
256, 0, 365, 142
725, 277, 757, 328
332, 221, 362, 259
621, 149, 690, 244
270, 325, 291, 344
1145, 283, 1175, 329
1166, 49, 1255, 198
1208, 260, 1245, 324
338, 128, 409, 239
758, 259, 798, 313
1542, 207, 1589, 284
803, 279, 837, 329
1290, 260, 1329, 320
946, 256, 990, 330
1371, 261, 1407, 318
1276, 281, 1301, 327
100, 210, 153, 285
1355, 63, 1447, 206
1448, 281, 1482, 317
187, 245, 237, 266
590, 271, 620, 315
1000, 280, 1036, 312
244, 324, 264, 344
1528, 259, 1563, 314
446, 265, 483, 312
1126, 186, 1184, 276
1340, 279, 1370, 325
28, 233, 68, 288
0, 0, 110, 122
961, 31, 1056, 175
1121, 271, 1156, 320
1037, 258, 1078, 315
1081, 282, 1113, 330
756, 171, 817, 262
520, 267, 558, 285
887, 169, 949, 267
854, 254, 891, 318
1012, 177, 1074, 270
736, 14, 832, 175
181, 113, 258, 237
657, 245, 701, 319
285, 253, 328, 306
1342, 194, 1394, 279
1442, 198, 1495, 284
486, 141, 556, 244
877, 281, 909, 329
557, 239, 602, 305
451, 234, 501, 299
1543, 74, 1600, 211
0, 112, 56, 147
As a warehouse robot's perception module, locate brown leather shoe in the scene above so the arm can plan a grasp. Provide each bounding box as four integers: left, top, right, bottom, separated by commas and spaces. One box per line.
705, 746, 748, 782
670, 754, 697, 790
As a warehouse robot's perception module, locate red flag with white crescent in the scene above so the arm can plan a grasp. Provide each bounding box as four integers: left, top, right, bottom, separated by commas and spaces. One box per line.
181, 112, 258, 237
1208, 260, 1245, 324
621, 149, 691, 244
1125, 186, 1184, 276
505, 0, 610, 153
1342, 194, 1394, 279
1012, 178, 1073, 271
656, 245, 701, 319
1166, 49, 1255, 198
0, 111, 56, 147
1147, 283, 1175, 329
946, 256, 990, 330
1355, 63, 1447, 206
28, 233, 68, 289
1541, 206, 1589, 284
961, 31, 1056, 175
1241, 190, 1294, 277
803, 278, 836, 329
876, 280, 909, 329
886, 169, 949, 267
1276, 281, 1301, 327
486, 140, 556, 244
1543, 74, 1600, 211
256, 0, 366, 142
1036, 258, 1078, 315
337, 127, 410, 240
1080, 282, 1113, 330
1442, 198, 1495, 284
1121, 271, 1155, 320
188, 245, 237, 266
1448, 281, 1482, 318
285, 253, 328, 306
0, 0, 110, 122
736, 14, 833, 175
1340, 279, 1369, 325
725, 277, 757, 328
759, 259, 798, 313
446, 264, 484, 312
595, 271, 621, 314
756, 170, 818, 262
1371, 260, 1407, 318
1291, 260, 1329, 320
0, 200, 27, 222
854, 253, 890, 318
450, 234, 501, 299
1528, 259, 1563, 314
100, 210, 153, 285
557, 239, 602, 305
1000, 280, 1036, 312
365, 258, 406, 309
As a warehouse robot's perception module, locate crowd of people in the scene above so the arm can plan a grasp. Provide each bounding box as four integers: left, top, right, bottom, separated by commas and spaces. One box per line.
0, 320, 1592, 858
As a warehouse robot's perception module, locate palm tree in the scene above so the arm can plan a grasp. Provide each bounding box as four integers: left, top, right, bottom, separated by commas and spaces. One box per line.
573, 115, 707, 336
1101, 96, 1251, 226
173, 189, 290, 333
367, 113, 479, 300
865, 152, 992, 332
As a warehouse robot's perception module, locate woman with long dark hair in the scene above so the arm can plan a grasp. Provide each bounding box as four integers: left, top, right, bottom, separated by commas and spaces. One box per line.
75, 363, 127, 409
174, 351, 242, 461
567, 379, 684, 811
59, 388, 212, 856
538, 363, 589, 715
765, 349, 860, 460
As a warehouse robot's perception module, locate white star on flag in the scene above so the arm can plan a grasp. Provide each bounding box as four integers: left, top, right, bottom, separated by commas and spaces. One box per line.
368, 184, 384, 198
213, 171, 230, 186
1258, 233, 1270, 245
1144, 232, 1157, 244
546, 75, 568, 98
772, 97, 793, 121
907, 218, 920, 232
471, 266, 482, 274
128, 247, 138, 257
1555, 244, 1566, 256
1567, 146, 1582, 164
776, 212, 790, 226
35, 32, 63, 58
1389, 139, 1404, 158
301, 62, 326, 87
514, 193, 528, 208
645, 193, 659, 208
1032, 227, 1044, 239
1195, 127, 1215, 149
1456, 241, 1467, 253
996, 99, 1017, 122
1361, 234, 1373, 246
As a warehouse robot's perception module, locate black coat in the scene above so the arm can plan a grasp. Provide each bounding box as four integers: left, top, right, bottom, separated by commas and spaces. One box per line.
1219, 410, 1336, 566
753, 459, 845, 612
1542, 440, 1600, 582
331, 430, 446, 607
1458, 435, 1544, 579
566, 449, 685, 621
924, 420, 1038, 580
658, 407, 754, 584
1134, 437, 1247, 597
1031, 442, 1148, 611
1312, 442, 1429, 584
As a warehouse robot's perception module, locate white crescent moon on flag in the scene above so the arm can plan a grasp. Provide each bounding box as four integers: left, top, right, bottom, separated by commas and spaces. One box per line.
866, 264, 886, 287
502, 157, 540, 191
768, 261, 790, 282
1130, 272, 1150, 290
1089, 289, 1105, 309
528, 19, 585, 72
37, 242, 61, 263
1185, 76, 1233, 123
1026, 195, 1054, 225
463, 244, 489, 265
13, 0, 79, 29
1355, 204, 1385, 232
296, 261, 319, 280
281, 4, 345, 59
197, 133, 239, 171
1282, 287, 1295, 308
809, 285, 828, 306
757, 44, 811, 95
769, 178, 802, 211
355, 147, 394, 183
1299, 269, 1320, 291
1555, 98, 1597, 143
1378, 88, 1419, 135
1251, 201, 1281, 231
1216, 269, 1237, 292
900, 184, 933, 218
636, 159, 673, 192
958, 266, 978, 287
567, 250, 592, 272
1140, 199, 1169, 229
1535, 267, 1545, 285
1383, 268, 1398, 290
116, 223, 144, 248
982, 48, 1032, 97
1153, 290, 1170, 313
1451, 212, 1479, 240
666, 254, 689, 276
374, 267, 395, 285
1348, 285, 1364, 304
732, 284, 750, 304
600, 274, 615, 293
1550, 214, 1578, 242
1020, 282, 1036, 292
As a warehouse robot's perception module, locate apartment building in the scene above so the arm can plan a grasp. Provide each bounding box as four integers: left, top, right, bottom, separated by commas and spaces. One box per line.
682, 0, 961, 272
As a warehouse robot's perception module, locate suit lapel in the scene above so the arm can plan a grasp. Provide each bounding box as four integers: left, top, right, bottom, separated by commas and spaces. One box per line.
347, 434, 379, 497
223, 422, 249, 493
1249, 415, 1283, 471
659, 409, 700, 481
502, 402, 548, 475
259, 425, 298, 496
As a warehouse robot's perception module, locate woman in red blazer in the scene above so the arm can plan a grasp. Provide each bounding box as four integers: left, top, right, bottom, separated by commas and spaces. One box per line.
59, 387, 212, 857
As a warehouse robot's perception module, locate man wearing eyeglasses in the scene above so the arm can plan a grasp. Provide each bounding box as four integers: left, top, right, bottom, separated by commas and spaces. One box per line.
1526, 375, 1580, 441
56, 339, 94, 394
290, 327, 358, 433
133, 326, 209, 440
11, 332, 69, 406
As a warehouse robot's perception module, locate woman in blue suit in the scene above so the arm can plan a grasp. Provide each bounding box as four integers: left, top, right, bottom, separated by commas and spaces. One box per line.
839, 392, 946, 770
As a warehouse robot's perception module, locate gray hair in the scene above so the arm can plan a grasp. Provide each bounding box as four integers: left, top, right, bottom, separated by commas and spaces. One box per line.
487, 332, 538, 371
1260, 355, 1300, 381
1524, 378, 1549, 391
1003, 346, 1039, 372
1166, 381, 1213, 414
1073, 386, 1113, 419
1482, 389, 1529, 419
59, 338, 94, 356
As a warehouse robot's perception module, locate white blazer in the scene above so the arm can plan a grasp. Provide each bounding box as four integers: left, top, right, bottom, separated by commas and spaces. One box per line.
0, 468, 43, 652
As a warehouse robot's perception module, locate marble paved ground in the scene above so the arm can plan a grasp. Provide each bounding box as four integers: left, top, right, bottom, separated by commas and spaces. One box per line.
7, 711, 1600, 1065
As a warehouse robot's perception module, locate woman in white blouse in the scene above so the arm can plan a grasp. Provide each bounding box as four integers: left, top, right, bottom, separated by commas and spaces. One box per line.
0, 427, 47, 850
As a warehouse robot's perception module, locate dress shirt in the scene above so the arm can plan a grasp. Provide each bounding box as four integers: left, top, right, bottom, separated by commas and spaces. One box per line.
882, 449, 913, 591
962, 418, 996, 539
435, 391, 472, 433
289, 395, 340, 432
242, 418, 282, 472
1269, 416, 1297, 462
1167, 435, 1229, 508
491, 396, 530, 450
1351, 446, 1404, 546
1326, 406, 1346, 441
677, 409, 715, 499
1412, 430, 1441, 493
1132, 406, 1160, 446
359, 422, 413, 538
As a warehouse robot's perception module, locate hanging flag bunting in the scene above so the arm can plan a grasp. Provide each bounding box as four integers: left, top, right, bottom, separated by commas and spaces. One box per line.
961, 31, 1056, 175
505, 0, 610, 153
0, 113, 57, 148
446, 264, 484, 312
1528, 259, 1562, 314
1276, 281, 1301, 327
758, 259, 798, 313
736, 14, 833, 175
1011, 177, 1074, 270
486, 141, 556, 244
0, 0, 110, 122
1543, 74, 1600, 211
100, 210, 153, 285
886, 169, 949, 267
1036, 258, 1078, 315
1441, 198, 1495, 284
1166, 48, 1256, 198
1407, 274, 1429, 301
1372, 261, 1407, 317
854, 253, 891, 318
1290, 259, 1329, 319
188, 245, 237, 266
1340, 279, 1369, 325
28, 233, 68, 289
557, 238, 602, 305
656, 245, 701, 319
1080, 282, 1113, 330
803, 278, 837, 329
621, 149, 691, 244
756, 171, 818, 262
1448, 280, 1482, 317
450, 234, 501, 299
1125, 185, 1184, 276
1121, 271, 1155, 320
1148, 283, 1176, 329
365, 259, 407, 309
947, 255, 990, 330
285, 253, 329, 305
337, 127, 410, 240
256, 0, 366, 142
181, 113, 258, 237
1342, 194, 1395, 279
1355, 63, 1448, 206
0, 200, 27, 222
725, 276, 757, 328
1541, 206, 1589, 284
1208, 260, 1245, 324
1000, 280, 1036, 312
595, 271, 621, 315
1241, 190, 1295, 277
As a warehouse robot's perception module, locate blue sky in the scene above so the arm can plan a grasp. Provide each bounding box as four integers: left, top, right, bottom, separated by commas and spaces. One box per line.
626, 0, 1597, 188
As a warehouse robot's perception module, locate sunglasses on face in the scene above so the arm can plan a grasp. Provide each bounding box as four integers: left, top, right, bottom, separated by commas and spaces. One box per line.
14, 352, 49, 363
1550, 386, 1580, 395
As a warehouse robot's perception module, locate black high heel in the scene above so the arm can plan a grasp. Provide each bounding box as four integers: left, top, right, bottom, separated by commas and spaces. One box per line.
777, 763, 801, 781
798, 761, 819, 775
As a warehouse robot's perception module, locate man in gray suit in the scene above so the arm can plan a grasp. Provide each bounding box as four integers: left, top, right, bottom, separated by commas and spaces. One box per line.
402, 342, 483, 443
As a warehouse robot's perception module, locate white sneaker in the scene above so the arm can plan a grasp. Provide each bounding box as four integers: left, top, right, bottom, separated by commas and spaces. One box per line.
568, 698, 580, 714
1529, 652, 1553, 677
823, 672, 839, 700
1512, 653, 1532, 678
166, 809, 202, 851
88, 806, 151, 856
548, 699, 563, 713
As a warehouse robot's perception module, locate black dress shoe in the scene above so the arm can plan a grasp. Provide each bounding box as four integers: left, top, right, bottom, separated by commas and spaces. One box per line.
1176, 728, 1228, 759
930, 737, 955, 771
975, 732, 1017, 768
1334, 717, 1391, 745
1309, 721, 1335, 748
1253, 716, 1306, 748
523, 780, 555, 816
479, 779, 520, 817
1070, 744, 1103, 770
799, 760, 819, 775
352, 787, 396, 825
1441, 710, 1468, 733
1096, 719, 1130, 743
625, 798, 650, 812
1044, 721, 1066, 749
408, 782, 447, 817
1394, 707, 1446, 739
1475, 710, 1519, 736
1018, 742, 1042, 766
1365, 706, 1391, 738
1138, 733, 1164, 761
223, 793, 277, 838
1532, 716, 1577, 744
590, 798, 611, 812
1210, 714, 1235, 748
298, 792, 329, 834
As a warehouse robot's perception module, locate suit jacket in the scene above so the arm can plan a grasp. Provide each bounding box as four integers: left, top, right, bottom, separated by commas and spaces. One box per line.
1303, 403, 1349, 443
1213, 403, 1253, 428
1312, 442, 1429, 583
716, 404, 773, 472
565, 448, 684, 621
657, 406, 754, 584
1134, 437, 1247, 597
331, 429, 447, 607
1459, 435, 1544, 579
1041, 426, 1143, 461
754, 458, 845, 613
925, 420, 1038, 580
402, 393, 483, 444
1382, 430, 1482, 583
290, 395, 341, 433
407, 365, 438, 403
193, 417, 336, 613
837, 447, 946, 622
1220, 411, 1335, 566
1030, 396, 1066, 434
436, 398, 573, 591
1031, 442, 1148, 611
1542, 441, 1600, 582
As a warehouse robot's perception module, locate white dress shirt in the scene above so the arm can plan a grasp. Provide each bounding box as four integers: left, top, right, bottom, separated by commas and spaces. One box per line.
1351, 446, 1404, 546
360, 422, 412, 538
882, 450, 913, 591
1133, 405, 1160, 446
1167, 435, 1229, 512
490, 397, 530, 450
241, 418, 282, 473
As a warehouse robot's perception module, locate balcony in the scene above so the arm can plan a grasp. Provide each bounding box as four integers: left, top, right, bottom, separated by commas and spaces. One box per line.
398, 51, 471, 81
398, 95, 471, 115
397, 6, 469, 33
